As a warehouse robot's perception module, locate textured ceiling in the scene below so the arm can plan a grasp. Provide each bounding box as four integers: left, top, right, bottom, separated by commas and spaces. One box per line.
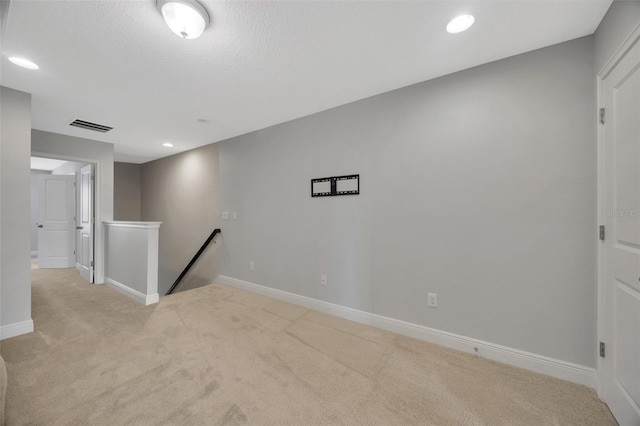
2, 0, 611, 163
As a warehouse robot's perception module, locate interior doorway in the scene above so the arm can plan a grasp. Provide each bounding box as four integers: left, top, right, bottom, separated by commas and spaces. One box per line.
37, 174, 75, 268
31, 156, 95, 283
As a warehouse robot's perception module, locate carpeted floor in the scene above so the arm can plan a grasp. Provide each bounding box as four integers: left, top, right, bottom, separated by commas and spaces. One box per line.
0, 266, 617, 425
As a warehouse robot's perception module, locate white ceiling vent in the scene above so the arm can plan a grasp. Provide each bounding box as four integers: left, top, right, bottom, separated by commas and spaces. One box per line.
69, 119, 113, 133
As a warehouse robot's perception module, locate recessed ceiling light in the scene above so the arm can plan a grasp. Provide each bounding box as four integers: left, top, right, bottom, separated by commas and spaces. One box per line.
162, 143, 174, 147
446, 15, 475, 34
8, 57, 39, 70
157, 0, 210, 39
195, 118, 209, 123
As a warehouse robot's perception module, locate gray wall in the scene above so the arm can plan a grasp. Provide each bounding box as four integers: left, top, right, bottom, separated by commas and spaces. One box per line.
30, 169, 50, 253
141, 143, 220, 295
31, 130, 114, 284
104, 226, 152, 295
1, 86, 32, 329
594, 0, 640, 72
114, 162, 142, 221
218, 36, 596, 368
0, 86, 2, 333
1, 1, 11, 336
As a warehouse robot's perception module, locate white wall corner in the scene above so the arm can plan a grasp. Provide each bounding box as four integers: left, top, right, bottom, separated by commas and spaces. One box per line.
145, 226, 160, 298
216, 275, 597, 389
145, 293, 160, 305
0, 319, 34, 340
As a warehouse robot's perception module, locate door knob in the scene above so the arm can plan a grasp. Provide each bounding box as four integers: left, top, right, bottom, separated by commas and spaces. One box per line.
76, 226, 82, 230
37, 224, 43, 228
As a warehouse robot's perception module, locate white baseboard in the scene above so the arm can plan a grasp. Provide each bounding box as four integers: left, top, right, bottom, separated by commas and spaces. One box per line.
216, 275, 596, 389
1, 319, 34, 340
31, 251, 38, 258
105, 277, 159, 306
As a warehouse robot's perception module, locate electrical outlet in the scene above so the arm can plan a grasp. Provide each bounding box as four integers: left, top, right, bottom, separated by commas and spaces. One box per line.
320, 274, 327, 286
249, 261, 255, 271
222, 211, 229, 220
232, 211, 238, 220
428, 292, 437, 308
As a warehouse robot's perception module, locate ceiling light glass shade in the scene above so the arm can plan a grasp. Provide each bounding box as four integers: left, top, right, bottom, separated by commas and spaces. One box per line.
8, 57, 39, 70
162, 142, 174, 147
446, 15, 475, 34
157, 0, 210, 39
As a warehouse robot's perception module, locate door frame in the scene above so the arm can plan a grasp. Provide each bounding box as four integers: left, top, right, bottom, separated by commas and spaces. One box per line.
596, 21, 640, 398
77, 163, 94, 283
32, 151, 100, 284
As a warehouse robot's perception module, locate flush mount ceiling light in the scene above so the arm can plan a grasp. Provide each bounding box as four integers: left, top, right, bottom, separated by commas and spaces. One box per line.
8, 56, 39, 70
157, 0, 210, 39
446, 14, 475, 34
162, 142, 174, 147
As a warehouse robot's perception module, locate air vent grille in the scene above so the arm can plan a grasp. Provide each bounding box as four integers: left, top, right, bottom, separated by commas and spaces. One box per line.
69, 119, 113, 133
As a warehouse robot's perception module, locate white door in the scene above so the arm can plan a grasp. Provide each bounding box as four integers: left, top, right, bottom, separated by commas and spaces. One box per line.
37, 175, 76, 268
77, 164, 94, 282
601, 35, 640, 425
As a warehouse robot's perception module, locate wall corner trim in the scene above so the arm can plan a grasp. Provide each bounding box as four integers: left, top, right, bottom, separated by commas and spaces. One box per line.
0, 319, 34, 340
216, 275, 597, 389
105, 277, 159, 305
599, 20, 640, 78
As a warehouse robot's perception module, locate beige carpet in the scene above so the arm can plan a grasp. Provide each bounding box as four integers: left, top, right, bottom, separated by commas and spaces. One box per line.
0, 266, 616, 426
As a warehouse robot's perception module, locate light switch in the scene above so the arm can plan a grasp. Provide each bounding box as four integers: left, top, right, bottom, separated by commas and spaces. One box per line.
222, 211, 229, 220
232, 211, 238, 220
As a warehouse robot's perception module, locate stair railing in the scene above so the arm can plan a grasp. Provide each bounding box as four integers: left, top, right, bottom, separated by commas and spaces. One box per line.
165, 228, 221, 295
